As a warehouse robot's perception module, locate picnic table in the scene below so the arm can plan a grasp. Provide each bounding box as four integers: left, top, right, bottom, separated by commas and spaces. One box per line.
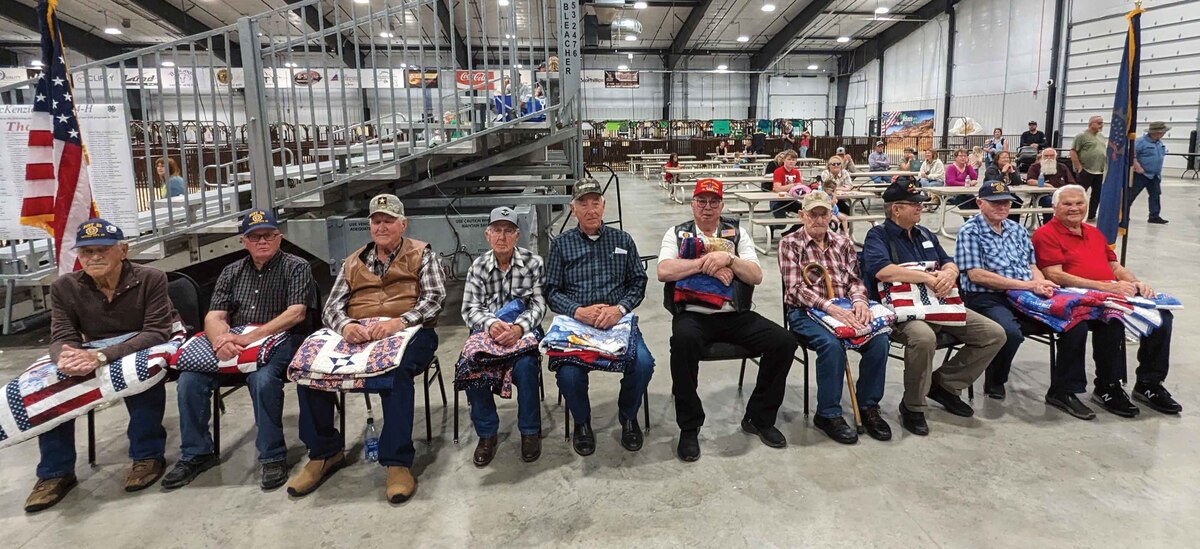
730, 190, 880, 253
926, 185, 1057, 237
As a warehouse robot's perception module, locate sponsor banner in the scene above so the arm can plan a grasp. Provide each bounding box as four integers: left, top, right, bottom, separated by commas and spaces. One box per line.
407, 70, 439, 88
881, 109, 935, 138
604, 70, 639, 88
456, 70, 496, 91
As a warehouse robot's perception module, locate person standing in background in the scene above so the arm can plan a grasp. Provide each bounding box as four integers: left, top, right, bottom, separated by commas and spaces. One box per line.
155, 158, 187, 198
983, 128, 1007, 169
799, 131, 811, 158
1071, 115, 1107, 222
1131, 121, 1170, 224
1021, 121, 1047, 150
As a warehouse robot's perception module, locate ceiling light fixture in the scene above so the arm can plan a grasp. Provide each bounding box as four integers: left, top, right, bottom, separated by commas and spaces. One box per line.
379, 31, 395, 38
625, 34, 638, 41
874, 6, 890, 14
633, 1, 647, 8
628, 52, 634, 59
400, 62, 408, 68
807, 64, 818, 70
498, 0, 510, 6
717, 64, 728, 70
737, 35, 750, 42
161, 60, 175, 67
284, 62, 299, 68
618, 64, 629, 70
761, 1, 776, 12
836, 35, 851, 43
354, 0, 368, 3
102, 11, 121, 35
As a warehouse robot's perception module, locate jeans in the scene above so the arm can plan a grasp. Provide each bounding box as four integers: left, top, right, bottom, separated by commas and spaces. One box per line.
296, 328, 439, 468
1056, 312, 1172, 390
555, 337, 654, 425
799, 146, 808, 158
1129, 172, 1162, 218
787, 308, 888, 418
37, 381, 167, 479
176, 335, 299, 464
919, 178, 944, 188
466, 354, 542, 437
962, 292, 1025, 389
670, 311, 796, 430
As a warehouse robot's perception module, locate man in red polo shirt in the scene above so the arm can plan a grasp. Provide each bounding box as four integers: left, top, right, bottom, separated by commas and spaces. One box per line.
1032, 185, 1181, 418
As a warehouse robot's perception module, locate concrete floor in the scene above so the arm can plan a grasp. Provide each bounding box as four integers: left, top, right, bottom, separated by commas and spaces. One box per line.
1, 173, 1197, 548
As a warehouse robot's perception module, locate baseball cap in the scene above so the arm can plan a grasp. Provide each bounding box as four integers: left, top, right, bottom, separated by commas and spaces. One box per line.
693, 178, 723, 198
978, 180, 1021, 203
1029, 120, 1038, 125
369, 194, 405, 218
489, 206, 519, 227
836, 146, 846, 153
801, 190, 834, 212
239, 208, 279, 235
882, 180, 929, 203
74, 218, 124, 248
875, 140, 885, 147
572, 178, 603, 200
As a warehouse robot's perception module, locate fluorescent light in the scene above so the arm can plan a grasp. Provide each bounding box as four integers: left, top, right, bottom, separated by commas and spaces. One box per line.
628, 52, 634, 59
354, 0, 368, 3
625, 34, 638, 41
30, 60, 43, 67
633, 0, 647, 7
104, 27, 121, 35
400, 63, 408, 68
284, 62, 299, 68
379, 31, 394, 38
717, 64, 728, 70
761, 2, 776, 12
618, 64, 629, 70
161, 60, 175, 67
498, 0, 510, 5
807, 64, 818, 70
836, 35, 851, 43
875, 6, 890, 14
505, 34, 514, 39
736, 35, 750, 42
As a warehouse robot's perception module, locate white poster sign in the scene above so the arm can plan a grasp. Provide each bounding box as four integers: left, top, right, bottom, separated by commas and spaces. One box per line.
0, 104, 140, 240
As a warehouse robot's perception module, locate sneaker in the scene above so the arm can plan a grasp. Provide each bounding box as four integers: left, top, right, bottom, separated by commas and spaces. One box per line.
1045, 391, 1096, 420
1147, 216, 1169, 224
24, 475, 77, 513
1091, 384, 1140, 418
1132, 383, 1182, 414
161, 453, 219, 490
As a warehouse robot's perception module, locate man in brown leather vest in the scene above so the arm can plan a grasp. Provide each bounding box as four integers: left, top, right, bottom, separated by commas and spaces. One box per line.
288, 194, 445, 504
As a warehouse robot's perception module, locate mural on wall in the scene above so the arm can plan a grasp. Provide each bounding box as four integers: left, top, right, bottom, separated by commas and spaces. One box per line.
882, 109, 935, 138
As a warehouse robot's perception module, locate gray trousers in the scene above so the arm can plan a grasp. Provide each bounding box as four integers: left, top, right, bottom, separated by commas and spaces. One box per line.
890, 309, 1006, 412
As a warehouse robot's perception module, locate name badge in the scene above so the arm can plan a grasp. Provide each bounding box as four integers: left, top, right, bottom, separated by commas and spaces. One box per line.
614, 247, 628, 255
921, 241, 934, 249
678, 231, 693, 238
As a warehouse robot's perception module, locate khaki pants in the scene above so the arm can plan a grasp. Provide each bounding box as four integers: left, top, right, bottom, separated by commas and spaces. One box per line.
890, 309, 1006, 412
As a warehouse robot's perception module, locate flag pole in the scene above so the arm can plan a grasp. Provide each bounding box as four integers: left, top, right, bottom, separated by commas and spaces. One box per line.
1119, 0, 1143, 265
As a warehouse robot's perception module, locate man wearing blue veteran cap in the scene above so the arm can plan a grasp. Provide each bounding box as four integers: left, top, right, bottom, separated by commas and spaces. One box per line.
21, 218, 181, 512
164, 207, 317, 491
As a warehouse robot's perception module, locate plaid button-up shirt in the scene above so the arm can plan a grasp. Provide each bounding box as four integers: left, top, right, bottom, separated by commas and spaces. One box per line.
461, 246, 547, 334
323, 241, 447, 333
209, 251, 316, 327
955, 214, 1034, 293
778, 228, 868, 310
545, 225, 646, 316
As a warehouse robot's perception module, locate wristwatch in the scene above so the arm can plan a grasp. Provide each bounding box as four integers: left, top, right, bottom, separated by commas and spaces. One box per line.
95, 351, 108, 366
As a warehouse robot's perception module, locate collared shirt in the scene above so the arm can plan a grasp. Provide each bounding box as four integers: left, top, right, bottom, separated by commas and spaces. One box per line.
955, 214, 1035, 293
778, 228, 867, 310
210, 251, 315, 327
1032, 217, 1117, 281
817, 170, 852, 193
1134, 134, 1167, 178
48, 261, 177, 364
868, 151, 890, 171
658, 224, 759, 315
461, 246, 547, 334
545, 224, 647, 316
323, 241, 447, 332
1072, 131, 1108, 174
862, 220, 953, 300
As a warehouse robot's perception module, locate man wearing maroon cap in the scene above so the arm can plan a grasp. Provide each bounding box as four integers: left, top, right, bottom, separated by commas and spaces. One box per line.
657, 178, 797, 462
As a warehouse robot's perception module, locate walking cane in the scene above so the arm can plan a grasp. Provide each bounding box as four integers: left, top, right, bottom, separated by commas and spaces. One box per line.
802, 262, 865, 434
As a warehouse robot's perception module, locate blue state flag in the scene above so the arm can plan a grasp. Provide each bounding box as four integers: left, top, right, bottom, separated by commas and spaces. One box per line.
1096, 6, 1144, 245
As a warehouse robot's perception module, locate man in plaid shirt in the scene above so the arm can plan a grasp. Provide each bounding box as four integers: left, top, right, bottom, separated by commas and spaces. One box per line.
545, 179, 654, 457
460, 207, 547, 467
779, 191, 891, 445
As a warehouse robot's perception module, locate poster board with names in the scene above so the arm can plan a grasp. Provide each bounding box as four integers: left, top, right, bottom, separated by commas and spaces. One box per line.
0, 103, 139, 240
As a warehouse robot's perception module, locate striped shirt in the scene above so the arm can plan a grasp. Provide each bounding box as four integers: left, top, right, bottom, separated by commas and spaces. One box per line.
461, 246, 547, 334
778, 228, 868, 310
954, 214, 1034, 293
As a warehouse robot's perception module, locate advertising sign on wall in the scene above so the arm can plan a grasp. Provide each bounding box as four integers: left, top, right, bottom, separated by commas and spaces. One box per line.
603, 70, 639, 88
881, 109, 936, 138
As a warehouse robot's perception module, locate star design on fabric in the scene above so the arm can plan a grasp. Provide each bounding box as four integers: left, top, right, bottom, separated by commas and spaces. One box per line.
327, 354, 353, 373
56, 114, 69, 124
51, 76, 64, 86
35, 94, 45, 102
68, 129, 79, 139
62, 92, 72, 102
51, 100, 58, 109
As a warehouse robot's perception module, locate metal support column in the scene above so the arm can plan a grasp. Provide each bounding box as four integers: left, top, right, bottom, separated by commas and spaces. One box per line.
833, 60, 850, 136
1044, 0, 1068, 142
875, 50, 884, 138
941, 0, 957, 142
556, 0, 584, 180
662, 70, 672, 120
237, 17, 276, 212
748, 73, 760, 119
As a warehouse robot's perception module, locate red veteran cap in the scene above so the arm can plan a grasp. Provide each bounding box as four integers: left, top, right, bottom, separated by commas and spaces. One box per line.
693, 178, 723, 198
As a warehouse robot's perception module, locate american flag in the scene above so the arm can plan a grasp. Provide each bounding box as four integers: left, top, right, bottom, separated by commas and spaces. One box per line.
171, 325, 287, 375
880, 111, 902, 136
20, 0, 98, 275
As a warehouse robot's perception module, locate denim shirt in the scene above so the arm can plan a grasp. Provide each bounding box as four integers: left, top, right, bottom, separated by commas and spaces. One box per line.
1134, 134, 1166, 178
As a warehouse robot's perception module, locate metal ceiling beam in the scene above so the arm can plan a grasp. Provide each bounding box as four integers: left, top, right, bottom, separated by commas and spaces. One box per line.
664, 0, 714, 70
750, 0, 837, 70
586, 46, 840, 56
126, 0, 241, 66
435, 0, 469, 68
582, 0, 704, 6
283, 0, 360, 68
843, 0, 956, 75
0, 0, 125, 60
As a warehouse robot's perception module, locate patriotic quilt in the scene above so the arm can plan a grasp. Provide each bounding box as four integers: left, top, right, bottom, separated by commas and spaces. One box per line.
673, 236, 735, 309
542, 314, 642, 374
878, 261, 967, 326
171, 325, 290, 375
0, 331, 184, 450
287, 318, 419, 392
454, 299, 541, 398
1007, 288, 1179, 336
806, 298, 895, 349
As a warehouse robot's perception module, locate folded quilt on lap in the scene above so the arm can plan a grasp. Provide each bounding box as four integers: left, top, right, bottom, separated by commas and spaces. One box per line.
806, 298, 895, 349
288, 318, 420, 392
878, 261, 967, 326
454, 299, 542, 398
1, 329, 185, 450
674, 236, 734, 308
171, 325, 290, 374
542, 314, 641, 373
1007, 287, 1180, 336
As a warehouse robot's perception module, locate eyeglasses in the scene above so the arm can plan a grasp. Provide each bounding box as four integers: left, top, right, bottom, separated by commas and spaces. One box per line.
692, 198, 723, 208
244, 232, 280, 242
487, 226, 519, 236
894, 201, 923, 209
828, 162, 842, 167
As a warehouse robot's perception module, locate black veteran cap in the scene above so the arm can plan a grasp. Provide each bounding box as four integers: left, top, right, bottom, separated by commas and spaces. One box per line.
881, 180, 929, 203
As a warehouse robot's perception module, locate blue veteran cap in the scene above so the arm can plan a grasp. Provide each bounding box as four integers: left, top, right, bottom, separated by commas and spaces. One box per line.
978, 180, 1021, 203
239, 208, 279, 234
74, 218, 124, 248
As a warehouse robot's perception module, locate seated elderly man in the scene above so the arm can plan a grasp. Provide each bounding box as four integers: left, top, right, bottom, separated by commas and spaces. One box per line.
657, 179, 796, 462
288, 194, 445, 503
862, 182, 1005, 436
546, 179, 654, 457
22, 219, 178, 512
954, 183, 1096, 418
460, 207, 547, 467
165, 209, 316, 491
1025, 147, 1076, 222
1032, 185, 1181, 417
780, 191, 891, 445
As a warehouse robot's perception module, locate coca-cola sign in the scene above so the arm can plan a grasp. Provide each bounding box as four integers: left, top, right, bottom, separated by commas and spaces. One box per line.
455, 70, 495, 90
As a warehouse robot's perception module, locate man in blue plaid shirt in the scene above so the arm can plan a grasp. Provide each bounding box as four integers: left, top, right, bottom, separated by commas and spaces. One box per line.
545, 179, 654, 457
460, 207, 547, 467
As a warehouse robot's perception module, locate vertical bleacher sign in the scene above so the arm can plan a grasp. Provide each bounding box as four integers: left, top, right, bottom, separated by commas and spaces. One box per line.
556, 0, 584, 180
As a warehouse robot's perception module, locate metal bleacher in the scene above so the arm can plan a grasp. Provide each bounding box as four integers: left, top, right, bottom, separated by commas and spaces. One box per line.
0, 0, 585, 333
